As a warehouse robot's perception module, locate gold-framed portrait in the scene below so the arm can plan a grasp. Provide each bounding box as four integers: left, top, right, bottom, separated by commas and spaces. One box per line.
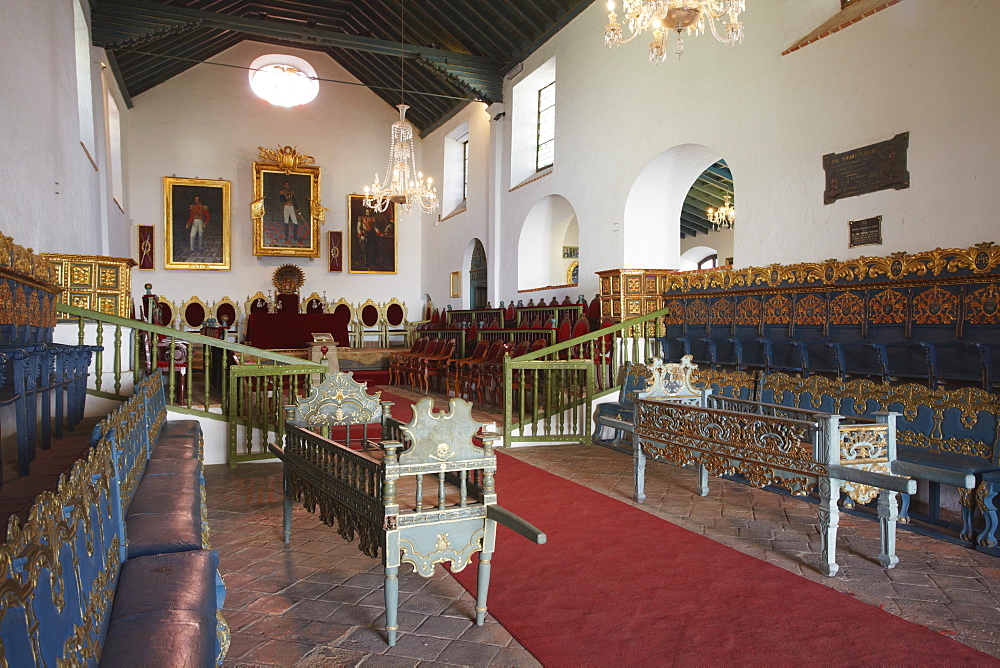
348, 194, 397, 274
252, 145, 324, 257
163, 176, 231, 270
450, 271, 461, 298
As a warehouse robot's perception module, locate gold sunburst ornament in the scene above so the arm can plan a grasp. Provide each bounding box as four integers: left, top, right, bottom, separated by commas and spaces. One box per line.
605, 0, 745, 63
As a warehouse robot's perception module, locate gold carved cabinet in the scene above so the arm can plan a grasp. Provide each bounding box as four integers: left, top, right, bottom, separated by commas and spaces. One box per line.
42, 253, 137, 318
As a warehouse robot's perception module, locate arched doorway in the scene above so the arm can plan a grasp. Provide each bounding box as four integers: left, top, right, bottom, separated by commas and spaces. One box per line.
517, 194, 579, 291
469, 239, 487, 310
622, 144, 730, 269
680, 160, 734, 267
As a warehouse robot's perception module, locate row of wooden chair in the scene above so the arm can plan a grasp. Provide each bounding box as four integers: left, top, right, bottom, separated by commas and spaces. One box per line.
387, 337, 457, 394
389, 325, 604, 406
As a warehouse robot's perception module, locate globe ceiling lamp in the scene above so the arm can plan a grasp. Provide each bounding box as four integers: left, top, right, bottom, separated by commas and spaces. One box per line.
248, 54, 319, 107
605, 1, 745, 63
363, 0, 438, 214
708, 194, 735, 231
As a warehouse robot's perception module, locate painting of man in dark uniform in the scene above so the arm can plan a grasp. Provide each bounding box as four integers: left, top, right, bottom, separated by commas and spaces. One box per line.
262, 171, 312, 249
348, 195, 396, 274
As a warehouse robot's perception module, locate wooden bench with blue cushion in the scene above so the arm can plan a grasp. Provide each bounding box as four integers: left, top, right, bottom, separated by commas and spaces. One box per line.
0, 371, 227, 665
634, 391, 920, 576
695, 367, 1000, 554
270, 387, 545, 647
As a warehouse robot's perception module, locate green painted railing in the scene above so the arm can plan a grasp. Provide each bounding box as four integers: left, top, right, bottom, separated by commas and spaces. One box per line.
227, 363, 328, 467
57, 303, 324, 422
501, 308, 667, 446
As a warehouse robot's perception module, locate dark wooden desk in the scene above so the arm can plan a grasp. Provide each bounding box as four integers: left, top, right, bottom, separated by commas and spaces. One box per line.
245, 313, 350, 349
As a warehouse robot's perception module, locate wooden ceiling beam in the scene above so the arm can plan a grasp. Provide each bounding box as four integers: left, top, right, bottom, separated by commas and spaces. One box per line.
101, 0, 498, 68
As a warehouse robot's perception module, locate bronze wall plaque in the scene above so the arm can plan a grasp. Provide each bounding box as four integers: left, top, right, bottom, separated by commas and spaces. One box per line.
848, 215, 882, 248
823, 132, 909, 204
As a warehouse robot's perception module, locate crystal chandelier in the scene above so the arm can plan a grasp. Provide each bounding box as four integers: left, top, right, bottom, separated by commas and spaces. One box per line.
362, 0, 438, 214
605, 1, 745, 63
363, 104, 438, 214
708, 194, 735, 231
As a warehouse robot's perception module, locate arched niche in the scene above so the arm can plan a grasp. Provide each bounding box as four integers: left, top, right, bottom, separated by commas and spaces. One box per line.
623, 144, 723, 269
464, 238, 488, 310
679, 246, 717, 271
517, 194, 579, 291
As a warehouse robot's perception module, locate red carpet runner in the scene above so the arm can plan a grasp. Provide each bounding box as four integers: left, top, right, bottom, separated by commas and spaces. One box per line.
449, 453, 995, 666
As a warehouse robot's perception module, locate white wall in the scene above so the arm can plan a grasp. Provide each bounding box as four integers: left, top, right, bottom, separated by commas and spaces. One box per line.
418, 102, 492, 310
681, 228, 735, 267
127, 41, 423, 314
0, 0, 129, 257
421, 0, 999, 311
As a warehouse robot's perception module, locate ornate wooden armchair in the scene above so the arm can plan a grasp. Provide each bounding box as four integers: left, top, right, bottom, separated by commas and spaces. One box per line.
355, 299, 381, 348
381, 298, 409, 347
245, 291, 271, 315
213, 296, 240, 341
274, 292, 299, 314
155, 297, 177, 328
330, 299, 356, 346
302, 291, 326, 314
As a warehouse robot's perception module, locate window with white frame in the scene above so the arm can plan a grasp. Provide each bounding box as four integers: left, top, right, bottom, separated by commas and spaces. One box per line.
462, 138, 469, 201
510, 57, 556, 187
106, 88, 124, 209
73, 0, 96, 166
441, 122, 470, 217
536, 81, 555, 172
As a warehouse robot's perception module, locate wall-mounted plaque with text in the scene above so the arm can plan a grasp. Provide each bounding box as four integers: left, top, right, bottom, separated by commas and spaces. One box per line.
848, 215, 883, 248
823, 132, 909, 204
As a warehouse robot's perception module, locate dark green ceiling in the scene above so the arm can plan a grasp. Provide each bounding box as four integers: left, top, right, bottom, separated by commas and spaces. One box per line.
91, 0, 594, 135
681, 160, 733, 239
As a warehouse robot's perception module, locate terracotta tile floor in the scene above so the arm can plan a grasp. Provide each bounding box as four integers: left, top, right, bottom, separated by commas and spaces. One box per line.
211, 386, 1000, 666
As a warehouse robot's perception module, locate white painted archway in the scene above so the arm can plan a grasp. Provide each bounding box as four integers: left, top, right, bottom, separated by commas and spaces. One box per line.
517, 194, 579, 290
623, 144, 722, 269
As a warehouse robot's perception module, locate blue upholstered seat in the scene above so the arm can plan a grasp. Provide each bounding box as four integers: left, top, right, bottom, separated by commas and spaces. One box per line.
100, 550, 221, 668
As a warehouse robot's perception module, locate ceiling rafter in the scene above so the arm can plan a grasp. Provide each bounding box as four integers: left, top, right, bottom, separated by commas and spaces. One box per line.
93, 0, 593, 130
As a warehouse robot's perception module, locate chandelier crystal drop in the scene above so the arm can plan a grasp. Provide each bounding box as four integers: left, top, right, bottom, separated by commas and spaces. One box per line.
708, 194, 735, 231
604, 1, 745, 63
363, 104, 438, 214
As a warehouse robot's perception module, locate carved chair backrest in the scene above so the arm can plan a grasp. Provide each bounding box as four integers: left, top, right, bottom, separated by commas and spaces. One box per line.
285, 372, 391, 448
393, 397, 493, 473
302, 292, 325, 314
619, 362, 654, 408
556, 318, 572, 343
181, 297, 207, 330
465, 340, 489, 362
639, 355, 702, 403
331, 300, 354, 324
214, 298, 239, 329
509, 339, 531, 358
287, 372, 383, 427
246, 292, 270, 315
384, 299, 407, 328
359, 301, 380, 328
482, 339, 506, 363
155, 298, 175, 328
275, 292, 299, 314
